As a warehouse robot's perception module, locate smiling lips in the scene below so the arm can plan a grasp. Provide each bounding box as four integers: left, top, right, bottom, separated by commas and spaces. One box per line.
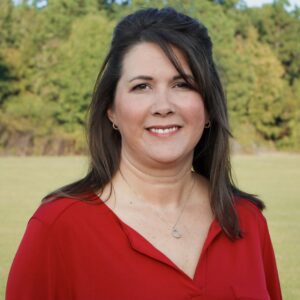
146, 125, 181, 137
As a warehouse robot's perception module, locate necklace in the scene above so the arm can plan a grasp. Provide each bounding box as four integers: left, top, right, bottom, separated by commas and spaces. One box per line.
119, 170, 196, 239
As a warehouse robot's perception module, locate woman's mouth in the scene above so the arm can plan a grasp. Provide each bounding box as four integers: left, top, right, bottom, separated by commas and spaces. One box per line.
146, 125, 181, 136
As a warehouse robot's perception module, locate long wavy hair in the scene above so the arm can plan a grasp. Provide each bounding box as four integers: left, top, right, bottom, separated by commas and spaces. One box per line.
44, 7, 264, 239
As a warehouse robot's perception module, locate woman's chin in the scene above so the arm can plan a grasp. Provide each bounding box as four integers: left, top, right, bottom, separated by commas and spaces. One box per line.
122, 145, 193, 168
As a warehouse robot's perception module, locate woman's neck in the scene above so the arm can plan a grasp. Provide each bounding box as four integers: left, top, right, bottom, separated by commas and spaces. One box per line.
114, 151, 195, 209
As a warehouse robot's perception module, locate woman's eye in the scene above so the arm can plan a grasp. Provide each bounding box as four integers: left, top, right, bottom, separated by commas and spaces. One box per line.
132, 83, 150, 91
174, 82, 191, 89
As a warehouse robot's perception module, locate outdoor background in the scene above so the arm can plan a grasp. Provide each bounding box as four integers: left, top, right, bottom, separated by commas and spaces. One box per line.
0, 0, 299, 299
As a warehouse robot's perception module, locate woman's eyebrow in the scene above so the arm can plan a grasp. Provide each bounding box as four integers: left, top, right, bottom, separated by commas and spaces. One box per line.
129, 75, 153, 82
129, 74, 194, 82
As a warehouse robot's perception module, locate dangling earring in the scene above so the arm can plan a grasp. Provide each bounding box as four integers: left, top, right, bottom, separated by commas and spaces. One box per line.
204, 121, 211, 128
112, 123, 119, 130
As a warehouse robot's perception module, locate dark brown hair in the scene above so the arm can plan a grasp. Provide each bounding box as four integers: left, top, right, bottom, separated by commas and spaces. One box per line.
44, 7, 264, 239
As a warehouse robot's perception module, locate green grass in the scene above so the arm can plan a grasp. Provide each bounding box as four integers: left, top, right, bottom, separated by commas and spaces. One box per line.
1, 155, 299, 299
231, 154, 300, 299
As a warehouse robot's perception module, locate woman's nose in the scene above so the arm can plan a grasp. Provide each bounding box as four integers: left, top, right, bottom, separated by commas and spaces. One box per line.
150, 89, 175, 117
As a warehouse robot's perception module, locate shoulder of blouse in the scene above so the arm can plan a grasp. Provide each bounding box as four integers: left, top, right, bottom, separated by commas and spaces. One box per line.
234, 196, 268, 231
233, 197, 272, 250
235, 196, 265, 216
31, 193, 105, 228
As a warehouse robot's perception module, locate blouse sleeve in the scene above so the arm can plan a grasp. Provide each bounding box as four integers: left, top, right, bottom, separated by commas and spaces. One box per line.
6, 217, 70, 300
261, 217, 283, 300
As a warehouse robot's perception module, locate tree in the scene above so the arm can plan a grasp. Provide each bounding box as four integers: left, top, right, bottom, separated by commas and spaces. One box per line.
41, 14, 115, 131
1, 0, 299, 153
248, 2, 300, 85
0, 1, 20, 108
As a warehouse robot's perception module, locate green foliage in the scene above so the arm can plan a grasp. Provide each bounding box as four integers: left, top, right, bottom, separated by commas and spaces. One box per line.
0, 55, 15, 106
248, 3, 300, 84
233, 28, 288, 141
49, 14, 114, 131
0, 0, 299, 154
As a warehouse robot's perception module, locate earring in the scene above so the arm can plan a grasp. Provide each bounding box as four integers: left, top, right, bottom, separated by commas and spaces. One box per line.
204, 121, 211, 128
112, 123, 118, 130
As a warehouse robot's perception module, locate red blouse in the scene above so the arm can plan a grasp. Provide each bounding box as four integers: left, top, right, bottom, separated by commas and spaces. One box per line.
6, 194, 282, 300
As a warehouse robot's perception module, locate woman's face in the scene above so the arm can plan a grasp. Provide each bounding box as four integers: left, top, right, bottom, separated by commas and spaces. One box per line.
108, 42, 208, 168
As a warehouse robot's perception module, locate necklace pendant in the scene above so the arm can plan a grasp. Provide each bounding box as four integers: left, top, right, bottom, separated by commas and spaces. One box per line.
172, 228, 182, 239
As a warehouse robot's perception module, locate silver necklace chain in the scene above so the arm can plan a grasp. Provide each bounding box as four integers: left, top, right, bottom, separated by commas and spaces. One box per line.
119, 170, 196, 239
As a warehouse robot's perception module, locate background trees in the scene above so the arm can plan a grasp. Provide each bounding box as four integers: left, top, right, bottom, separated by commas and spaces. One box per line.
0, 0, 299, 154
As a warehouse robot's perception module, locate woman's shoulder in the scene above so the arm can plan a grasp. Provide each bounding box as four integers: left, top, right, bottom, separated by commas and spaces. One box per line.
234, 196, 268, 232
235, 196, 264, 214
32, 197, 81, 225
31, 193, 105, 227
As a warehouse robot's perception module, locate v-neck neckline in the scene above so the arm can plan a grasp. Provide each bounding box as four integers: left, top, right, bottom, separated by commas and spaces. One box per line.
93, 192, 222, 284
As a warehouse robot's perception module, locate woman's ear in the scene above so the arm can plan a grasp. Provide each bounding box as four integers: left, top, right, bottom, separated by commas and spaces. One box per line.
107, 107, 116, 125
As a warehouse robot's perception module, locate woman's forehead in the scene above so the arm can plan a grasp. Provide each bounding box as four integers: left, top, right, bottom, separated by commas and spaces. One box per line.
120, 42, 192, 79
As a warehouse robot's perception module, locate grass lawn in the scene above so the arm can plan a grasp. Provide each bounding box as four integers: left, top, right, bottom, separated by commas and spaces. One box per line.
0, 154, 299, 299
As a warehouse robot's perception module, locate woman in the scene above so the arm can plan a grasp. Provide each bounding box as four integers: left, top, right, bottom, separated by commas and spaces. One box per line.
6, 7, 282, 300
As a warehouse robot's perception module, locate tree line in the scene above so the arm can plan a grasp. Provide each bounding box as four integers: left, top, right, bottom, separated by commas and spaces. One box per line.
0, 0, 299, 154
